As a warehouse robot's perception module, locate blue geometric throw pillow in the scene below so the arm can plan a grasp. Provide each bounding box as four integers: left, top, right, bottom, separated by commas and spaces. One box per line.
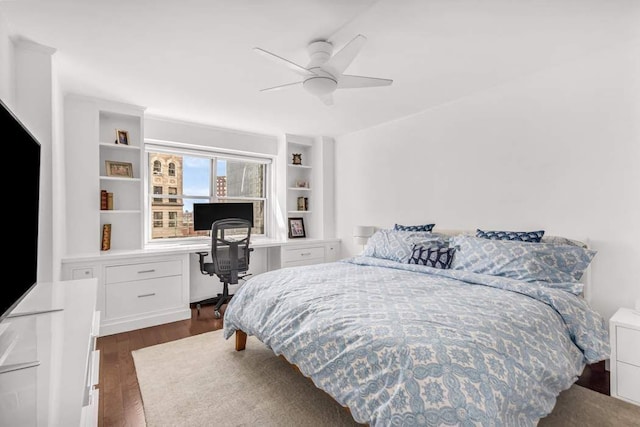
394, 223, 435, 232
476, 229, 544, 243
408, 245, 456, 269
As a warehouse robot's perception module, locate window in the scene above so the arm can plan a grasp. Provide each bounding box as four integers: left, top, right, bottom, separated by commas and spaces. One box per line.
153, 186, 163, 203
153, 212, 163, 227
146, 144, 270, 242
168, 211, 177, 227
153, 160, 162, 175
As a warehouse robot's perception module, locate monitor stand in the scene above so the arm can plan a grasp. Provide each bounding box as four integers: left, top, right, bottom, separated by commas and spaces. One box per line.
0, 308, 64, 375
7, 308, 64, 318
0, 361, 39, 375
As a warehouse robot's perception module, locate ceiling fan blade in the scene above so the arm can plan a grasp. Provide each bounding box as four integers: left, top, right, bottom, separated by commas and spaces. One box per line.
253, 47, 317, 77
319, 93, 334, 106
259, 81, 303, 92
338, 75, 393, 89
323, 34, 367, 77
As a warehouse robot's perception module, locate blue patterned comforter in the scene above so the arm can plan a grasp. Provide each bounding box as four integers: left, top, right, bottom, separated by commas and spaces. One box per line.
223, 256, 610, 426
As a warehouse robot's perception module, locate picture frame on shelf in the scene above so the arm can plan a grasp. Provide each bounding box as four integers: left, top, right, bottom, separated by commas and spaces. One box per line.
115, 129, 129, 145
105, 160, 133, 178
288, 217, 306, 238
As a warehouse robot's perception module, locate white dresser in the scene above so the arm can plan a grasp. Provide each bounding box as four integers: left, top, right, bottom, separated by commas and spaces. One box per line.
0, 278, 100, 426
610, 307, 640, 406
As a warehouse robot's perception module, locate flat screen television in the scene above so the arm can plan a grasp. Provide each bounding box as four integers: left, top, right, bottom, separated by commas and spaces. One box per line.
193, 202, 254, 231
0, 98, 40, 322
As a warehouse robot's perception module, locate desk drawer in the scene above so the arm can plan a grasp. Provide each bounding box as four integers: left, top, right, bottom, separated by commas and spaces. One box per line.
617, 326, 640, 366
282, 246, 325, 263
105, 276, 182, 319
105, 260, 181, 284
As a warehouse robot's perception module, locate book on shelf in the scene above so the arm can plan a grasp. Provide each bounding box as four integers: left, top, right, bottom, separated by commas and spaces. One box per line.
101, 224, 111, 251
101, 190, 108, 210
107, 192, 114, 210
100, 190, 114, 210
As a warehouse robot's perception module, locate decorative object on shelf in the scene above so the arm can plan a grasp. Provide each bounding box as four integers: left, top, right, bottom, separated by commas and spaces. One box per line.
297, 196, 306, 211
115, 129, 129, 145
101, 223, 112, 251
288, 217, 306, 238
353, 225, 375, 246
292, 153, 302, 165
295, 180, 309, 188
105, 160, 133, 178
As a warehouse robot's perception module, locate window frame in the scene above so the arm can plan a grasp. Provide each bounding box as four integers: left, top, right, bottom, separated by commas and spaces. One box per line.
144, 141, 273, 246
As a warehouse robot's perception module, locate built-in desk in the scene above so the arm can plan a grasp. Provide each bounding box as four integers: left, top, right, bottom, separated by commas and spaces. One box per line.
61, 238, 340, 336
0, 278, 99, 426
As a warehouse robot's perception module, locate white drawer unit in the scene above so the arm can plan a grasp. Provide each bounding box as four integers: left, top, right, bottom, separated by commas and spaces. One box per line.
62, 254, 191, 336
610, 307, 640, 406
282, 245, 325, 264
105, 259, 182, 284
106, 276, 183, 319
280, 240, 341, 268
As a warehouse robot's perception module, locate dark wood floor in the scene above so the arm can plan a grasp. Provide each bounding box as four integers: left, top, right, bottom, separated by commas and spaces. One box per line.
96, 305, 610, 427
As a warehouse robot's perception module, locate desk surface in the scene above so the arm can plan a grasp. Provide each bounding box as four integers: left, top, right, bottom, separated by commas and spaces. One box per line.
61, 237, 340, 263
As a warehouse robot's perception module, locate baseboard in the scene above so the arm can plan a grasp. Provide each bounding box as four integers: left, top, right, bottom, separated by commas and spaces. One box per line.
99, 308, 191, 336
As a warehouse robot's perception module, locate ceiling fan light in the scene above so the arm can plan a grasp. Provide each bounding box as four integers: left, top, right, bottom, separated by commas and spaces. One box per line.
303, 77, 337, 96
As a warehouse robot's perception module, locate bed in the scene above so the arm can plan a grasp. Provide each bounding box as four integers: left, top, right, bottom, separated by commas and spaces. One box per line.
222, 229, 610, 426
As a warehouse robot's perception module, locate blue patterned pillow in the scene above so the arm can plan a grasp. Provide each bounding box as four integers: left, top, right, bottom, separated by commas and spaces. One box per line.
408, 245, 456, 269
363, 229, 448, 263
476, 229, 545, 243
450, 235, 596, 288
394, 223, 435, 232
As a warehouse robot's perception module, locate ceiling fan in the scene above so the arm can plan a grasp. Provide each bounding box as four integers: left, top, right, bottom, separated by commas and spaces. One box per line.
254, 34, 393, 105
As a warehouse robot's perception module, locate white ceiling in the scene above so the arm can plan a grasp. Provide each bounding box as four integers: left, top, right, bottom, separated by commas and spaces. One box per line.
2, 0, 639, 137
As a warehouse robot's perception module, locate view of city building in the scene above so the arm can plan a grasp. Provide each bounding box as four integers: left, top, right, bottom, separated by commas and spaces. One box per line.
149, 154, 265, 239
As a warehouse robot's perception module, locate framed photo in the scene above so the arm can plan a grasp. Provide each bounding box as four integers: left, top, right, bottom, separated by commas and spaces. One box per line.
288, 217, 306, 238
115, 129, 129, 145
105, 160, 133, 178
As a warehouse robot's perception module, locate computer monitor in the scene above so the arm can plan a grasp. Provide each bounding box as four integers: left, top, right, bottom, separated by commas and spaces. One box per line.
193, 202, 254, 231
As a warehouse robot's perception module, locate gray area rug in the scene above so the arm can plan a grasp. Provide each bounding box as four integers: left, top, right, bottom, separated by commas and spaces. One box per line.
132, 330, 640, 427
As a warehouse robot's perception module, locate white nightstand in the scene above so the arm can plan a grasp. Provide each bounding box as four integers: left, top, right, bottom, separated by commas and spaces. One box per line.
610, 307, 640, 406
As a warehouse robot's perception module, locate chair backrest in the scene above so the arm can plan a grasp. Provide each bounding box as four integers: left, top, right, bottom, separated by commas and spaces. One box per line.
210, 218, 252, 284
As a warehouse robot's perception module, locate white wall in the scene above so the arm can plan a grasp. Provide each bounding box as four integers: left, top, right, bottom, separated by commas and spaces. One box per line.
145, 116, 278, 156
0, 12, 13, 106
13, 38, 59, 283
335, 40, 640, 322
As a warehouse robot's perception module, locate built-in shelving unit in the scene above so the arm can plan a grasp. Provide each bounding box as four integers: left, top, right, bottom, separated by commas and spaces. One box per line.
98, 107, 145, 251
285, 136, 314, 236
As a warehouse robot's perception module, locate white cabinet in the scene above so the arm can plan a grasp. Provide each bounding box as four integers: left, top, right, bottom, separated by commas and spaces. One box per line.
0, 279, 99, 426
281, 240, 341, 268
62, 254, 191, 336
610, 307, 640, 406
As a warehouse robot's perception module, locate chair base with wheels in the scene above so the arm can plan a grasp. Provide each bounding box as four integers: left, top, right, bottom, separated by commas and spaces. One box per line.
194, 218, 253, 319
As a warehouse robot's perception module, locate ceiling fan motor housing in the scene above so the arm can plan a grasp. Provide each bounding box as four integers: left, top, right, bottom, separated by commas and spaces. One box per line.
303, 40, 337, 96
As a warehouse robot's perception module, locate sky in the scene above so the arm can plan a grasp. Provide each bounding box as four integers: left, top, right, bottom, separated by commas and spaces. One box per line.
182, 157, 226, 212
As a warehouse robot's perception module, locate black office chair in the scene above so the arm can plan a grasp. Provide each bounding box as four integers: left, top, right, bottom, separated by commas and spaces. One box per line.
195, 218, 253, 319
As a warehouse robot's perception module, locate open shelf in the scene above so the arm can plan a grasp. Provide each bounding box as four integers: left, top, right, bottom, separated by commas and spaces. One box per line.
100, 210, 141, 214
288, 187, 312, 191
99, 142, 141, 151
288, 210, 312, 214
99, 176, 141, 182
287, 164, 312, 169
